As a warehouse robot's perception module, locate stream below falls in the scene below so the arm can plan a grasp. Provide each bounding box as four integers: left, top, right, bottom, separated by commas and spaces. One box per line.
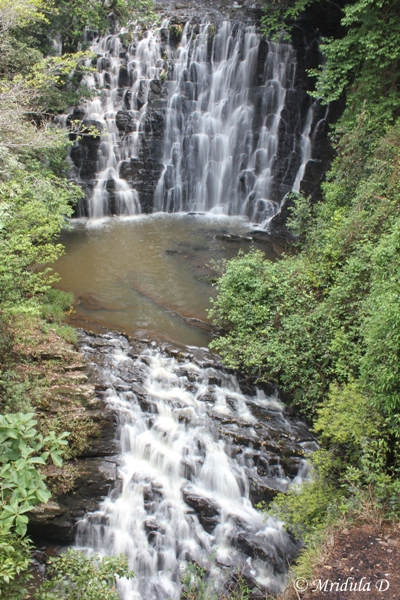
76, 330, 317, 599
47, 6, 326, 596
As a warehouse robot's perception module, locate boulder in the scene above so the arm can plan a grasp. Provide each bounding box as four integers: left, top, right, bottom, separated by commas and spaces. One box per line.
183, 489, 220, 533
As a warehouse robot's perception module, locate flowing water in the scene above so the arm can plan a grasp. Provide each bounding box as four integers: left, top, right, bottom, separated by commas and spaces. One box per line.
155, 23, 298, 223
70, 21, 318, 223
75, 30, 164, 218
76, 331, 316, 600
61, 15, 321, 598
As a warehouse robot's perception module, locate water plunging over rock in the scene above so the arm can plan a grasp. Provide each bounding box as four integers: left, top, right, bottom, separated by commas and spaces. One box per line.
72, 331, 316, 599
68, 18, 328, 224
69, 29, 165, 217
155, 22, 307, 224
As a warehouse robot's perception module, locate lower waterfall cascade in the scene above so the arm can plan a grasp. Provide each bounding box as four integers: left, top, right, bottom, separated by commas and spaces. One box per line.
68, 18, 328, 223
75, 331, 317, 600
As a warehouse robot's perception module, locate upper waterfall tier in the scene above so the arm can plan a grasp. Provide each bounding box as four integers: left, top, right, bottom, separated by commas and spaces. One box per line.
68, 20, 328, 223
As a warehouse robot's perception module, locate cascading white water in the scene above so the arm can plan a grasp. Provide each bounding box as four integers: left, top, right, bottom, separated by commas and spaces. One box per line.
76, 333, 315, 600
78, 28, 165, 218
70, 21, 317, 223
292, 103, 314, 193
155, 22, 306, 224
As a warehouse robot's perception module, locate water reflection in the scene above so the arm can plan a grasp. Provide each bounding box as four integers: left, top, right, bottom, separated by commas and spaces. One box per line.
54, 214, 276, 346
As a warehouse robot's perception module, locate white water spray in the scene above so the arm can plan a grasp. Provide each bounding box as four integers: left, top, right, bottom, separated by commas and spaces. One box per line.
71, 21, 317, 222
76, 333, 313, 599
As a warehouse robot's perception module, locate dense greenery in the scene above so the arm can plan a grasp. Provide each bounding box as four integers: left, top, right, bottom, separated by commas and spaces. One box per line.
0, 414, 68, 597
263, 0, 400, 125
36, 550, 134, 600
210, 0, 400, 575
46, 0, 157, 52
0, 147, 80, 307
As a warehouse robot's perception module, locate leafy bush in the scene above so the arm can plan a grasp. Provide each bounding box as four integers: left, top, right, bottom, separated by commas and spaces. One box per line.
0, 148, 81, 309
22, 0, 157, 54
40, 410, 99, 460
0, 529, 33, 600
0, 413, 68, 535
0, 312, 14, 362
270, 477, 339, 543
35, 549, 134, 600
0, 369, 33, 413
263, 0, 400, 130
0, 413, 68, 597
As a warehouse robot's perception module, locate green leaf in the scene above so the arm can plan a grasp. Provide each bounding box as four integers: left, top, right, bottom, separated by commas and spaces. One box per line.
50, 452, 63, 467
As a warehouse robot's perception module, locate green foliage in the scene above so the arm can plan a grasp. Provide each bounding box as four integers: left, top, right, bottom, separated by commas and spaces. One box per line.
313, 382, 380, 448
209, 249, 326, 414
0, 0, 49, 32
47, 323, 78, 344
286, 192, 315, 238
41, 289, 74, 323
41, 410, 99, 460
44, 0, 157, 53
27, 51, 96, 113
0, 312, 14, 362
0, 147, 81, 308
263, 0, 400, 130
0, 413, 68, 597
0, 369, 34, 413
261, 0, 315, 41
360, 221, 400, 418
313, 383, 400, 515
270, 476, 339, 542
310, 0, 400, 125
0, 412, 69, 536
0, 529, 33, 599
35, 549, 134, 600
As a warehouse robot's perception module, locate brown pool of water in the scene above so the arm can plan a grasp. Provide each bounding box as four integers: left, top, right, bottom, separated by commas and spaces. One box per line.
54, 213, 277, 347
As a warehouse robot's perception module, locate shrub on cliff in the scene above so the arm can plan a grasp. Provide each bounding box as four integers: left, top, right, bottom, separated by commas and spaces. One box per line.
35, 550, 134, 600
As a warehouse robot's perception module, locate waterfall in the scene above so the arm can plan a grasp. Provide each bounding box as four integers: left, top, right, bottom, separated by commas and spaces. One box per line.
72, 28, 165, 217
69, 21, 318, 224
155, 23, 299, 224
76, 332, 316, 600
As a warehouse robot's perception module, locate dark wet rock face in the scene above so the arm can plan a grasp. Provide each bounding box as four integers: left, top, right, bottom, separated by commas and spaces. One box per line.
182, 488, 221, 532
32, 330, 316, 598
28, 458, 119, 543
